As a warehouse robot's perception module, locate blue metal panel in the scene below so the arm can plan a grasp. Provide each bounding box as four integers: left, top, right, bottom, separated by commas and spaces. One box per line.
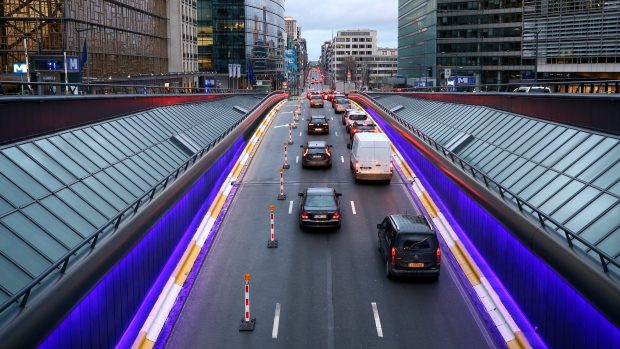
38, 137, 246, 349
368, 107, 620, 349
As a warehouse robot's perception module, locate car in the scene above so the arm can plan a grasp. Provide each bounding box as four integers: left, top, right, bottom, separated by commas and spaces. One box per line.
377, 214, 440, 280
341, 108, 358, 125
513, 86, 551, 93
350, 132, 393, 183
331, 93, 345, 103
333, 98, 351, 113
307, 115, 329, 135
301, 141, 332, 168
298, 187, 342, 228
310, 94, 324, 108
344, 110, 368, 132
349, 121, 377, 141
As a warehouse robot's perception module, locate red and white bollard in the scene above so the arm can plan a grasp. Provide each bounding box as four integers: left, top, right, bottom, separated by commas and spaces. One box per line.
288, 123, 294, 145
267, 204, 278, 248
277, 168, 286, 200
239, 274, 255, 331
282, 143, 290, 169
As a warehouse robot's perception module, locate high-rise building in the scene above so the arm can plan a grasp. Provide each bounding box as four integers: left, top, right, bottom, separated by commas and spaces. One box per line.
327, 30, 378, 83
0, 0, 168, 81
398, 0, 528, 86
285, 16, 298, 41
168, 0, 199, 74
197, 0, 285, 86
522, 0, 620, 84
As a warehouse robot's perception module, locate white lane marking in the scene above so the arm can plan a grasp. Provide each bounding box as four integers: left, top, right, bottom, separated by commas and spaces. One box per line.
299, 131, 302, 137
272, 303, 281, 339
331, 117, 334, 120
301, 117, 304, 120
288, 200, 294, 214
335, 131, 338, 136
340, 156, 344, 163
281, 111, 293, 114
350, 201, 357, 215
371, 302, 383, 338
296, 155, 299, 164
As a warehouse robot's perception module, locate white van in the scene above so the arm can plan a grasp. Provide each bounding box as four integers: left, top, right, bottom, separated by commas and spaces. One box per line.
349, 133, 393, 183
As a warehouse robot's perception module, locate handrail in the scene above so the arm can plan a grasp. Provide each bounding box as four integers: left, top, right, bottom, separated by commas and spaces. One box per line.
0, 91, 287, 314
353, 91, 619, 274
0, 80, 264, 96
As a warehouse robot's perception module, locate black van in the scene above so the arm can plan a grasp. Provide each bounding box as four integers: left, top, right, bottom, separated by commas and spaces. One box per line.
377, 214, 440, 280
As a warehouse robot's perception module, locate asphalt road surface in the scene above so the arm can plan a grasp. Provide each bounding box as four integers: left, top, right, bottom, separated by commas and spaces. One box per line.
165, 97, 497, 349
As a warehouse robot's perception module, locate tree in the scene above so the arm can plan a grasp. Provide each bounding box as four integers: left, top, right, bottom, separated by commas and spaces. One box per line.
340, 56, 356, 82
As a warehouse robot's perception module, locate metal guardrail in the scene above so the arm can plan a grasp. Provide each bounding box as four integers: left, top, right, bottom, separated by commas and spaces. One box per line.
354, 92, 619, 274
0, 91, 286, 314
0, 80, 260, 96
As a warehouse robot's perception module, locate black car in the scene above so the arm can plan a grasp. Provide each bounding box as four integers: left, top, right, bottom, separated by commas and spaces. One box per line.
307, 115, 329, 135
301, 141, 332, 168
349, 121, 377, 141
377, 214, 440, 280
299, 187, 342, 228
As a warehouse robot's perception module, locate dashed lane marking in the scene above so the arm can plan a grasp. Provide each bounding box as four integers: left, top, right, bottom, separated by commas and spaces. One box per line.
272, 303, 281, 339
288, 200, 293, 214
341, 156, 344, 163
371, 302, 383, 338
350, 201, 357, 215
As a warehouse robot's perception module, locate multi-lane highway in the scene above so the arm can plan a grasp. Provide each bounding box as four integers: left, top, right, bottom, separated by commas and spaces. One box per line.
165, 98, 497, 348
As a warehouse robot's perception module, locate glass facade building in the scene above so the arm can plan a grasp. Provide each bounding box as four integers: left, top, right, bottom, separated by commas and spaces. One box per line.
0, 0, 168, 80
197, 0, 284, 81
398, 0, 530, 85
523, 0, 620, 81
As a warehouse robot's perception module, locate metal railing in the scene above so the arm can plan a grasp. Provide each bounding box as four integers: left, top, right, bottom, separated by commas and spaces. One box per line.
354, 92, 619, 274
0, 91, 286, 314
368, 79, 620, 94
0, 80, 262, 96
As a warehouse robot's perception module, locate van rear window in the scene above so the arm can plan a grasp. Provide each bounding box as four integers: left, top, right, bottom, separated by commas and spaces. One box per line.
396, 234, 437, 251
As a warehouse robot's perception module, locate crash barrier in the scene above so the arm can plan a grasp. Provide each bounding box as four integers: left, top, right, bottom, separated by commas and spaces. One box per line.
0, 92, 287, 349
352, 93, 620, 349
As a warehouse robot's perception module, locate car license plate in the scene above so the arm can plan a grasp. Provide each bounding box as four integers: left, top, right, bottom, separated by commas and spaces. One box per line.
315, 128, 322, 131
315, 214, 327, 219
408, 262, 424, 268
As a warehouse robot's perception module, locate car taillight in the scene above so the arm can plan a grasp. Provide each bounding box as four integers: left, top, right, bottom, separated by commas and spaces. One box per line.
301, 212, 309, 219
332, 212, 340, 219
326, 147, 331, 156
390, 161, 394, 172
391, 247, 397, 265
309, 123, 314, 126
303, 149, 308, 157
352, 129, 357, 134
355, 161, 359, 172
323, 123, 328, 126
436, 247, 441, 265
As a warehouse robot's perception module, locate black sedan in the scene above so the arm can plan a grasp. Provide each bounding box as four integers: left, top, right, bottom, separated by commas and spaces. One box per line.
301, 141, 332, 168
307, 115, 329, 135
298, 187, 342, 229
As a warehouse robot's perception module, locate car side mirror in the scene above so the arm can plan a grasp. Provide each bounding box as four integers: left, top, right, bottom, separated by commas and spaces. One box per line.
347, 144, 352, 149
377, 224, 383, 229
336, 193, 342, 197
300, 145, 304, 148
298, 193, 304, 197
329, 144, 333, 147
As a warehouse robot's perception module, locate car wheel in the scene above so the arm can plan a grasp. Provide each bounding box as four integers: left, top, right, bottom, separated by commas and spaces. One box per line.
431, 274, 440, 282
384, 179, 391, 185
385, 259, 393, 279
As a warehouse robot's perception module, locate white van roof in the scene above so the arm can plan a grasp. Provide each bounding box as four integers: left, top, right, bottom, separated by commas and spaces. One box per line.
355, 132, 389, 142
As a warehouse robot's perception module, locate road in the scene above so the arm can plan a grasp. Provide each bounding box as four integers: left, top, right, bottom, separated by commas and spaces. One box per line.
165, 97, 497, 349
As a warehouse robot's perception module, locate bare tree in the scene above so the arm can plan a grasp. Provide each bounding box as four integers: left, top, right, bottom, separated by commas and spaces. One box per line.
340, 56, 356, 81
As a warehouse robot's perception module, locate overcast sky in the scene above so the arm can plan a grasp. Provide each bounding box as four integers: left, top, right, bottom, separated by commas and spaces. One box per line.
285, 0, 399, 61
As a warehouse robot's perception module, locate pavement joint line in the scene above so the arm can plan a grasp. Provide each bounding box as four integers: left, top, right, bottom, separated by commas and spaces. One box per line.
354, 99, 531, 349
371, 302, 384, 338
350, 201, 357, 215
272, 303, 281, 339
288, 200, 293, 214
132, 98, 287, 349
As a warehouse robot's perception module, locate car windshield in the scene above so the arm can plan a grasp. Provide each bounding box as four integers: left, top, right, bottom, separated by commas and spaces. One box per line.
312, 95, 322, 99
349, 114, 366, 120
336, 100, 349, 105
356, 125, 375, 131
396, 234, 437, 251
307, 147, 326, 154
304, 194, 337, 210
311, 117, 326, 123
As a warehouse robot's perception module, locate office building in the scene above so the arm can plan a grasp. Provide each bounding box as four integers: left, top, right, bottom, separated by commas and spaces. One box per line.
285, 16, 298, 41
168, 0, 199, 87
0, 0, 168, 81
398, 0, 528, 86
197, 0, 285, 86
327, 29, 378, 83
522, 0, 620, 85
